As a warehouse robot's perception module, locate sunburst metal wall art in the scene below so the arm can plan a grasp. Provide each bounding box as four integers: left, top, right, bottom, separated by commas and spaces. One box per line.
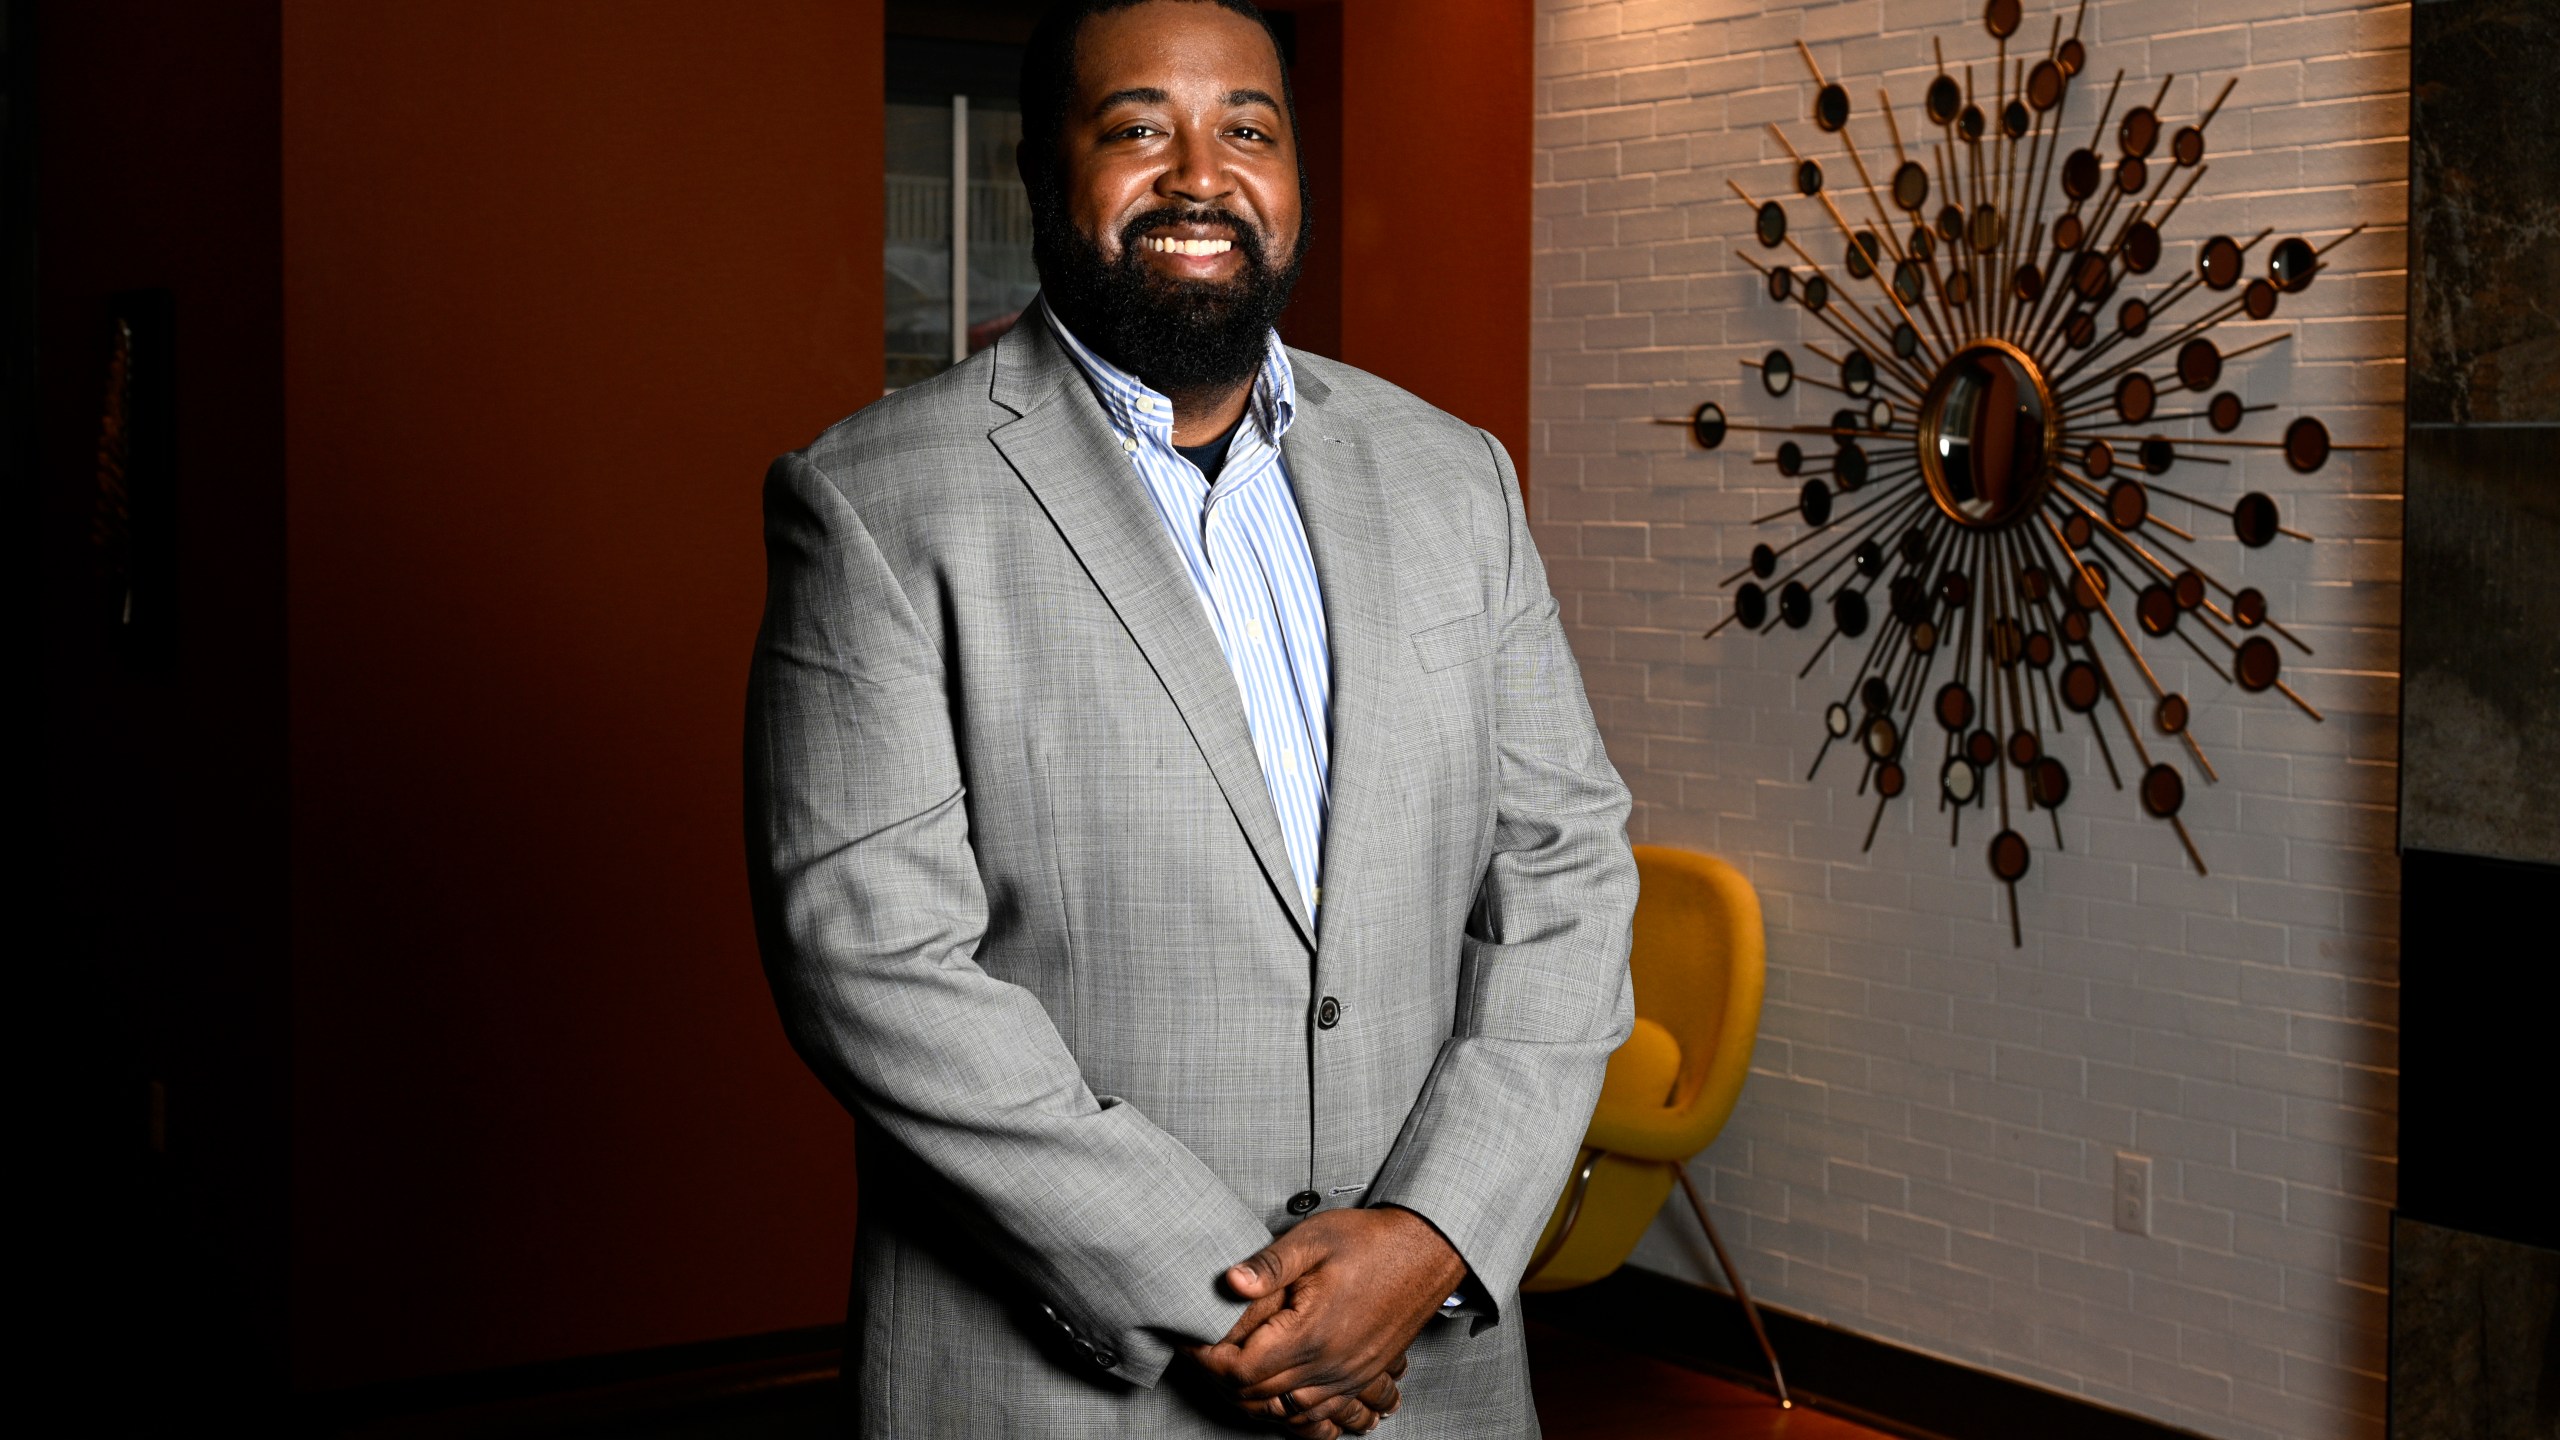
1674, 0, 2385, 943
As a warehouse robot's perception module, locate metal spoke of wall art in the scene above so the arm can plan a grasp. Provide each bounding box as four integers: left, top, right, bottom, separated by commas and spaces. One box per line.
1668, 0, 2389, 943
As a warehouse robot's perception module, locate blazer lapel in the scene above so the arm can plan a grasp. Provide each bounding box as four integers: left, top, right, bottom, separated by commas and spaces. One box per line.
1279, 367, 1399, 956
986, 316, 1316, 949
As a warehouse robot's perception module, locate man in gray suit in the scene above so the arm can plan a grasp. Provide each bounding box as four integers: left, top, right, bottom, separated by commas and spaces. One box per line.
746, 1, 1636, 1434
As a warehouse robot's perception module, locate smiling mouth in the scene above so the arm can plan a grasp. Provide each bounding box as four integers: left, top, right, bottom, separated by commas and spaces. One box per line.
1144, 235, 1235, 256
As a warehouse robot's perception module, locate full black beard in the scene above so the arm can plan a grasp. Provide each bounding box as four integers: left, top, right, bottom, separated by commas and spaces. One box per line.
1033, 188, 1305, 402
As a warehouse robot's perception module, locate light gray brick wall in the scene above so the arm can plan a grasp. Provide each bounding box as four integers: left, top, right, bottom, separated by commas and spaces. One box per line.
1530, 2, 2405, 1437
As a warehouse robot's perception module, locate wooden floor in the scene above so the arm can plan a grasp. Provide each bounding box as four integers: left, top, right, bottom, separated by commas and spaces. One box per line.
339, 1322, 1907, 1437
1528, 1322, 1898, 1440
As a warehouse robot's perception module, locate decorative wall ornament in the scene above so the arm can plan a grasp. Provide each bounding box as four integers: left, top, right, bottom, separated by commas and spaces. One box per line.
1676, 0, 2386, 942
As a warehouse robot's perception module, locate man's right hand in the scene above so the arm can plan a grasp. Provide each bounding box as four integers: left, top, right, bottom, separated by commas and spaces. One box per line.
1187, 1340, 1404, 1438
1186, 1206, 1466, 1431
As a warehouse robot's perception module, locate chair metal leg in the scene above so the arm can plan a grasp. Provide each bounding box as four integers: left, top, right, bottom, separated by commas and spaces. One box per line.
1673, 1163, 1791, 1409
1523, 1147, 1602, 1287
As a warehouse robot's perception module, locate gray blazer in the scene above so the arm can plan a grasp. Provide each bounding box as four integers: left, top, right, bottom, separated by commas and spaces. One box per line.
746, 311, 1636, 1437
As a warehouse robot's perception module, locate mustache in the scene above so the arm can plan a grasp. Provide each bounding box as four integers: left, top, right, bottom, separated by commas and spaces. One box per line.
1116, 205, 1271, 272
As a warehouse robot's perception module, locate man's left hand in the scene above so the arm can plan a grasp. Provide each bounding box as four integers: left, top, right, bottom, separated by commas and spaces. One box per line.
1186, 1206, 1468, 1424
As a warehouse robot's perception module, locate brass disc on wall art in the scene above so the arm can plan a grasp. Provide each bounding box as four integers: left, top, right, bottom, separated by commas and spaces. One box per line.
1662, 0, 2384, 943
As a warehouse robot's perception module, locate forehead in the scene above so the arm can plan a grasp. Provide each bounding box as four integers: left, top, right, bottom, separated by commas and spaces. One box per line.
1072, 1, 1286, 103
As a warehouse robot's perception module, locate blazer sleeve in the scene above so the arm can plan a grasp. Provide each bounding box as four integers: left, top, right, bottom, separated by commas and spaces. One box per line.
744, 451, 1269, 1387
1364, 429, 1638, 1322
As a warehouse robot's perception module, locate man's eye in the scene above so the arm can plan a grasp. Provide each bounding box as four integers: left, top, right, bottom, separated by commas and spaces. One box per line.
1232, 126, 1270, 142
1115, 125, 1159, 140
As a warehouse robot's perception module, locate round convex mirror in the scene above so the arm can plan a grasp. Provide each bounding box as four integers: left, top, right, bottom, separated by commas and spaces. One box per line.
1970, 202, 2003, 253
1893, 161, 1929, 211
2285, 416, 2332, 473
1756, 201, 1788, 248
1735, 583, 1767, 628
2061, 148, 2100, 199
2114, 371, 2155, 424
2232, 492, 2279, 547
2178, 338, 2222, 391
1816, 83, 1850, 131
2269, 236, 2318, 292
1927, 75, 1963, 125
1761, 349, 1794, 396
1803, 273, 1831, 312
2198, 234, 2242, 289
2119, 106, 2159, 158
1842, 350, 1876, 397
1918, 342, 2055, 529
1836, 441, 1869, 489
1797, 159, 1824, 196
2123, 221, 2162, 273
1691, 402, 1727, 449
2027, 59, 2063, 110
1768, 266, 1794, 302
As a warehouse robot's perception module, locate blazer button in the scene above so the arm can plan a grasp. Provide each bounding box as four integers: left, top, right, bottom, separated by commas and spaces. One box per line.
1091, 1347, 1121, 1370
1287, 1189, 1321, 1215
1316, 997, 1342, 1029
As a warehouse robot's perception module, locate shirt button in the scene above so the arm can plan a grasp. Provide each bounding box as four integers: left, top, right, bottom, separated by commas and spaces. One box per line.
1287, 1189, 1321, 1216
1317, 997, 1342, 1029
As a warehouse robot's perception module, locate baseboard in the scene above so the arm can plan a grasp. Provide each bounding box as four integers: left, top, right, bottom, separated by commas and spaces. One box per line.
1527, 1266, 2212, 1440
300, 1323, 843, 1436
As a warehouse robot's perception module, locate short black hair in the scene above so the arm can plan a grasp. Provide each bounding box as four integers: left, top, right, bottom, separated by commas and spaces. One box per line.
1016, 0, 1296, 187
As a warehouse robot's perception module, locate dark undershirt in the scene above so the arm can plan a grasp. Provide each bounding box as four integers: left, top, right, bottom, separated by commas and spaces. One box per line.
1173, 412, 1247, 482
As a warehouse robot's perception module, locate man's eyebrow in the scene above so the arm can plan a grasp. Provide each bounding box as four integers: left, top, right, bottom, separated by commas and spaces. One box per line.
1087, 85, 1282, 115
1090, 86, 1169, 114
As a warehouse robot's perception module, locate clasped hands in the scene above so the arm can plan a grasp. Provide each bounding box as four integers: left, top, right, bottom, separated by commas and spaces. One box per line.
1181, 1206, 1469, 1439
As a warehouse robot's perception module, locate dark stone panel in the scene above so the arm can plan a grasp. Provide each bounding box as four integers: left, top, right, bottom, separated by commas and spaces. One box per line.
2408, 0, 2560, 425
2399, 424, 2560, 864
2389, 1216, 2560, 1440
2398, 848, 2559, 1252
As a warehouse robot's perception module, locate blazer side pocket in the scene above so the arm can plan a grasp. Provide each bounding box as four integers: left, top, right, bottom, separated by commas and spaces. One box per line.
1410, 604, 1494, 672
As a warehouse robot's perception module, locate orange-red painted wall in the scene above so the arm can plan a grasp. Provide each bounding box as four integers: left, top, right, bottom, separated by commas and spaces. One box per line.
1334, 0, 1533, 473
36, 0, 1522, 1402
282, 1, 880, 1388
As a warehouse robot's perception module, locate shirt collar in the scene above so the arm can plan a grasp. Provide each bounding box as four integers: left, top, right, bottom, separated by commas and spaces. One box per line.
1039, 294, 1296, 455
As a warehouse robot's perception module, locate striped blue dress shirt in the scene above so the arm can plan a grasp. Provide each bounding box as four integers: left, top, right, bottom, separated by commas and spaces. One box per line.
1042, 299, 1332, 921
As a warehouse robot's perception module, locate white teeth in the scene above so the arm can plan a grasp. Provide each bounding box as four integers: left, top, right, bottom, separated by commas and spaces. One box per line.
1147, 236, 1234, 256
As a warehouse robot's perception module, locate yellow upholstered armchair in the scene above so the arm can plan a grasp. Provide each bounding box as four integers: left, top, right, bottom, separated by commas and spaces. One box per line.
1521, 845, 1788, 1405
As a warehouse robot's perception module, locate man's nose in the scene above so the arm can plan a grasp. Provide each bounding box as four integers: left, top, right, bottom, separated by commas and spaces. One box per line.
1157, 127, 1230, 205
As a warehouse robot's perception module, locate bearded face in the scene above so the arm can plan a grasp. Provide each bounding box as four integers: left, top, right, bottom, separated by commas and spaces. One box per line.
1033, 192, 1306, 398
1025, 1, 1308, 404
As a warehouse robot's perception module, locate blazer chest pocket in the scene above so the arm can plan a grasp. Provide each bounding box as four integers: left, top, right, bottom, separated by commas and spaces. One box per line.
1409, 601, 1493, 672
